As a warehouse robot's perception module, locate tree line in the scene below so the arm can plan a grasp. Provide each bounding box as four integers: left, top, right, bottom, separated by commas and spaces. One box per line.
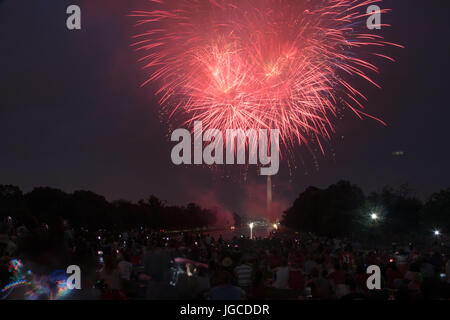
0, 185, 221, 231
282, 180, 450, 239
1, 181, 449, 237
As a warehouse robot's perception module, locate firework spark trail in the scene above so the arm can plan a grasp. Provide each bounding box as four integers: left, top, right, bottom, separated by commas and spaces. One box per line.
130, 0, 402, 157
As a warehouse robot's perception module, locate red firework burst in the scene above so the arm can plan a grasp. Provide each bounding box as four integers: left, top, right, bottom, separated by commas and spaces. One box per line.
130, 0, 402, 155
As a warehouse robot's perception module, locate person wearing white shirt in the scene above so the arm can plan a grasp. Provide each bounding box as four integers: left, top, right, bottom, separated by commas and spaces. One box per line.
274, 258, 290, 289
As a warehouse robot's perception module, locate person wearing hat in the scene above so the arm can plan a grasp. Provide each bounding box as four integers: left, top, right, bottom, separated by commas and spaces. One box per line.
222, 257, 233, 268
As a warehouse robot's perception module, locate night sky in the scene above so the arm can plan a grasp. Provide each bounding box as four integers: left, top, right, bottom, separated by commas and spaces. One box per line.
1, 0, 449, 220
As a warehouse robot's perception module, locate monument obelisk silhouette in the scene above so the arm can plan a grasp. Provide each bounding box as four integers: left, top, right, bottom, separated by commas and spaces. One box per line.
267, 175, 272, 221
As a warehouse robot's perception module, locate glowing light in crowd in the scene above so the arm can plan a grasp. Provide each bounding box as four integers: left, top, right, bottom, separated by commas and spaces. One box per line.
434, 230, 440, 236
131, 0, 402, 157
371, 213, 378, 220
1, 259, 30, 299
1, 280, 28, 296
55, 280, 71, 299
1, 259, 72, 300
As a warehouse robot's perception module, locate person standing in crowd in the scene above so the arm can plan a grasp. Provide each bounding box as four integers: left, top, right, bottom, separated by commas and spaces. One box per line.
143, 242, 176, 299
234, 257, 253, 291
273, 258, 289, 289
328, 262, 349, 298
210, 271, 245, 300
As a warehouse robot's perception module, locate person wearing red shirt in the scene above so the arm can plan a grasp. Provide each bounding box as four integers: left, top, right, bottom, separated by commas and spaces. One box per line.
329, 263, 346, 285
386, 262, 403, 289
354, 265, 370, 292
289, 263, 305, 290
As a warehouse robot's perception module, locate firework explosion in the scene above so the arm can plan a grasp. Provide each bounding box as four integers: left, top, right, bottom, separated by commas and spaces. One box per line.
131, 0, 401, 156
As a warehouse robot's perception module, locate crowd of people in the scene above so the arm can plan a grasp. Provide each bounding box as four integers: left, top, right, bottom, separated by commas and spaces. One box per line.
1, 215, 450, 300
